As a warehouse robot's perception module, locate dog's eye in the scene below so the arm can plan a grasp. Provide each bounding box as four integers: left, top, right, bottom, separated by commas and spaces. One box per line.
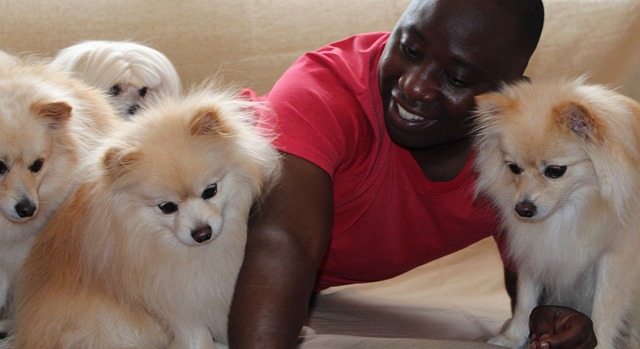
202, 183, 218, 200
108, 85, 121, 96
544, 165, 567, 179
507, 163, 522, 175
29, 158, 44, 173
0, 161, 7, 175
139, 87, 148, 98
158, 202, 178, 214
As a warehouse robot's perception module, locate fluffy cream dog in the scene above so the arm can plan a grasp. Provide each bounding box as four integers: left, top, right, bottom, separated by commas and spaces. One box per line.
51, 40, 181, 119
10, 85, 281, 349
0, 52, 119, 334
473, 77, 640, 349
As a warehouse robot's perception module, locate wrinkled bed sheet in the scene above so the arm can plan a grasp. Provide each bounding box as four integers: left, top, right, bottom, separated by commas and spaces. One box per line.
299, 238, 510, 348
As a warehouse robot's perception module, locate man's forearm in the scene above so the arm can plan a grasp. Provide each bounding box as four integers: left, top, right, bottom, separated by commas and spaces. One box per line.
228, 231, 319, 349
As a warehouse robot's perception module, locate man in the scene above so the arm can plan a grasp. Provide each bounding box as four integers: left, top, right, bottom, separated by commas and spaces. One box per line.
229, 1, 597, 348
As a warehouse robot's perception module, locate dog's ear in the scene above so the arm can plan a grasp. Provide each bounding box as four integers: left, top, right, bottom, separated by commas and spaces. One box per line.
475, 93, 516, 119
554, 101, 601, 140
472, 92, 517, 201
32, 101, 72, 129
103, 146, 142, 183
190, 107, 233, 136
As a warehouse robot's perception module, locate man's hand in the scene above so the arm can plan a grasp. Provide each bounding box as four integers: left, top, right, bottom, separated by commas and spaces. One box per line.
528, 305, 597, 349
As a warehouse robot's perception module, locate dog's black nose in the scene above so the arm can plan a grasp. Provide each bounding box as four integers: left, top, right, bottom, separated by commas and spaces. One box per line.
191, 226, 213, 243
515, 200, 537, 218
15, 198, 37, 218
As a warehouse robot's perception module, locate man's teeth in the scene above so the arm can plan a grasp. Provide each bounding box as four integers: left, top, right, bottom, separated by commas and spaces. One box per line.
398, 105, 424, 121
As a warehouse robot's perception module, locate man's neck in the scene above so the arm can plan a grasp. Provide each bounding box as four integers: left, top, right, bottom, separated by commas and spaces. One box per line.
409, 137, 473, 182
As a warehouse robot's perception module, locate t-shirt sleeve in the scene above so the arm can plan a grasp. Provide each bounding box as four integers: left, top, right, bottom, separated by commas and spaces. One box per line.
259, 53, 363, 178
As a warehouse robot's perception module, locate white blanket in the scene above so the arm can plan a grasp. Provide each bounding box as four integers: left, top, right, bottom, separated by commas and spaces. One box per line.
302, 238, 510, 347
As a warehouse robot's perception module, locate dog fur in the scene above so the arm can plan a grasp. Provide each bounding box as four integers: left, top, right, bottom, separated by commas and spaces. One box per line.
473, 77, 640, 349
0, 52, 119, 333
51, 40, 181, 119
9, 85, 281, 349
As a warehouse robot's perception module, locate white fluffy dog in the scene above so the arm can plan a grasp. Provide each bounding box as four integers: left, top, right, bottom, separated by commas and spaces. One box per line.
0, 52, 119, 334
10, 85, 281, 349
51, 40, 181, 119
474, 78, 640, 349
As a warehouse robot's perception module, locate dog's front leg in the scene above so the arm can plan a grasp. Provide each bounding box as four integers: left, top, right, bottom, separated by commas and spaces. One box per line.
591, 249, 639, 349
0, 271, 11, 334
488, 273, 542, 348
168, 326, 215, 349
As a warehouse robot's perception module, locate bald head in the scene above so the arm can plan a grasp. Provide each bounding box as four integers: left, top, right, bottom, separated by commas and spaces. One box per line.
401, 0, 544, 76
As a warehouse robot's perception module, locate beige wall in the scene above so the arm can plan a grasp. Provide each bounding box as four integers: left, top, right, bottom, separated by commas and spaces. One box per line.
0, 0, 409, 94
0, 0, 638, 98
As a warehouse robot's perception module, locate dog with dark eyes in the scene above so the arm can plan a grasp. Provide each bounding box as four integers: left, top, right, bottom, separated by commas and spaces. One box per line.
9, 84, 281, 349
0, 51, 119, 335
51, 40, 181, 119
473, 77, 640, 349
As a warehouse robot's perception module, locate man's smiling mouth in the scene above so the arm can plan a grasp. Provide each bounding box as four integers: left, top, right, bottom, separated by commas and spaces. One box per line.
398, 105, 425, 121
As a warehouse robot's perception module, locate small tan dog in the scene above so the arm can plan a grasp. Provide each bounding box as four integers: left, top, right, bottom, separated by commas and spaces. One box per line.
473, 77, 640, 349
10, 85, 280, 349
51, 40, 181, 119
0, 51, 119, 334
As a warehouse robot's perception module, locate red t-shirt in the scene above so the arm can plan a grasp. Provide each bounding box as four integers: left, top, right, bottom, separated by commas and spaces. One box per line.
253, 32, 500, 291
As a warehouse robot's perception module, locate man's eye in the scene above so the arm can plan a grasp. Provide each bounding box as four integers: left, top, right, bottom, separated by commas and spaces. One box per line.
108, 85, 121, 96
544, 165, 567, 179
443, 72, 471, 88
449, 77, 470, 88
400, 42, 421, 60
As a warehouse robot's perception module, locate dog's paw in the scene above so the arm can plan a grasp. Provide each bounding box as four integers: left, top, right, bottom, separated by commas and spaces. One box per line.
487, 334, 528, 348
212, 342, 228, 349
300, 325, 316, 337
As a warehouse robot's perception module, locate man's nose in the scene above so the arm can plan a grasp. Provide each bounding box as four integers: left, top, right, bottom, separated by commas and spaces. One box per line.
400, 65, 442, 102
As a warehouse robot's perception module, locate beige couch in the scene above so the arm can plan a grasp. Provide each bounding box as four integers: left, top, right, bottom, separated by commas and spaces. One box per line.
2, 0, 638, 98
1, 1, 639, 348
0, 0, 412, 95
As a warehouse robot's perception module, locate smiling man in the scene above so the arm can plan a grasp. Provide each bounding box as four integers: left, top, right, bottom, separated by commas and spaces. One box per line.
228, 1, 597, 348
